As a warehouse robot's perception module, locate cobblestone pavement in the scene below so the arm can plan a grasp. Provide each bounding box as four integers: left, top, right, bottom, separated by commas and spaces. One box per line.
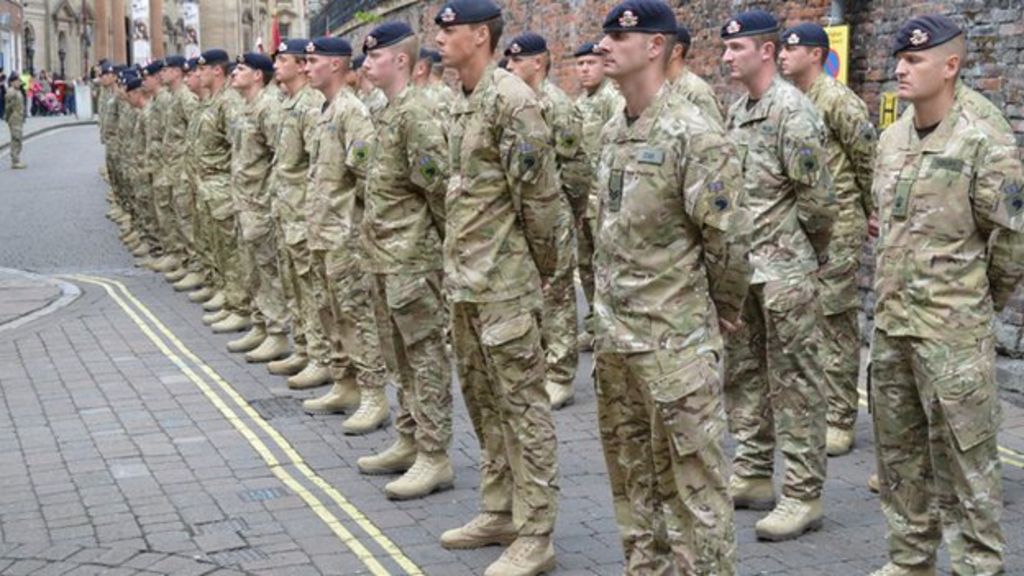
1, 126, 1023, 575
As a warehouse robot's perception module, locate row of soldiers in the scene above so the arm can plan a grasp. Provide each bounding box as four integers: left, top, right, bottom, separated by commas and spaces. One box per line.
96, 0, 1024, 573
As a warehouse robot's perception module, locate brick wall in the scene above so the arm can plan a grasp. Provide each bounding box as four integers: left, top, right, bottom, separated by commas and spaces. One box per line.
330, 0, 1024, 354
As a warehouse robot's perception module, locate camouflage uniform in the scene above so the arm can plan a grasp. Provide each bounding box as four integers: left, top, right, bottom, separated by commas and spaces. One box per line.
4, 82, 24, 166
364, 84, 451, 454
669, 68, 725, 128
100, 87, 121, 202
137, 97, 162, 251
447, 65, 563, 535
232, 87, 286, 335
361, 87, 388, 118
117, 98, 139, 231
163, 84, 200, 266
594, 85, 750, 575
186, 96, 216, 284
724, 76, 834, 500
306, 87, 385, 391
271, 84, 326, 364
195, 84, 247, 316
802, 73, 876, 432
421, 80, 456, 119
537, 80, 584, 389
870, 100, 1024, 574
149, 86, 177, 256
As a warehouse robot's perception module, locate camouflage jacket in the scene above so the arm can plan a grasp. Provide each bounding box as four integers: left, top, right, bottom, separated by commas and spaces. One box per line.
98, 86, 117, 142
577, 79, 623, 219
271, 83, 323, 246
163, 85, 199, 179
873, 100, 1024, 340
421, 81, 456, 119
670, 68, 725, 128
232, 87, 281, 235
726, 75, 835, 284
904, 82, 1016, 151
594, 85, 751, 353
195, 84, 241, 219
446, 65, 570, 303
363, 84, 448, 274
115, 98, 136, 167
127, 103, 147, 184
148, 88, 174, 187
806, 73, 876, 314
141, 97, 162, 182
539, 80, 589, 208
4, 86, 24, 125
361, 87, 388, 120
307, 87, 374, 254
183, 95, 207, 194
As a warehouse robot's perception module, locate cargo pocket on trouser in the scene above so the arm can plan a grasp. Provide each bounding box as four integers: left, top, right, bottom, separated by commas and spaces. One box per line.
481, 311, 544, 395
649, 351, 725, 458
934, 340, 1001, 453
763, 277, 819, 352
387, 275, 444, 348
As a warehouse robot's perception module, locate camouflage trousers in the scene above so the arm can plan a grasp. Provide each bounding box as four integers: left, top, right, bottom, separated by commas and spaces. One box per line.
276, 232, 326, 363
820, 307, 861, 430
373, 272, 452, 454
7, 120, 22, 164
209, 215, 249, 317
310, 249, 386, 389
193, 195, 218, 287
452, 293, 559, 535
238, 213, 288, 335
870, 330, 1004, 574
596, 347, 736, 575
724, 277, 828, 500
173, 178, 202, 275
578, 216, 597, 332
133, 176, 161, 252
541, 267, 579, 387
153, 182, 183, 258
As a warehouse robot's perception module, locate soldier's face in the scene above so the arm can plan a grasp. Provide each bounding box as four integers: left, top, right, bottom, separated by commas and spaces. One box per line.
304, 55, 335, 90
598, 31, 658, 80
575, 54, 605, 90
143, 74, 160, 94
507, 54, 542, 84
274, 54, 303, 84
232, 64, 254, 91
436, 25, 475, 68
894, 50, 952, 103
723, 37, 769, 82
365, 48, 399, 89
779, 45, 819, 79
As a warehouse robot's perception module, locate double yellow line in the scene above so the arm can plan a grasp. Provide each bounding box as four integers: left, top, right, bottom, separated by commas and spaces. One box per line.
70, 274, 423, 575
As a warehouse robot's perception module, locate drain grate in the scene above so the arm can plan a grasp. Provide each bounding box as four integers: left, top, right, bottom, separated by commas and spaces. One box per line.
238, 487, 289, 502
208, 547, 268, 566
189, 517, 250, 536
248, 397, 307, 420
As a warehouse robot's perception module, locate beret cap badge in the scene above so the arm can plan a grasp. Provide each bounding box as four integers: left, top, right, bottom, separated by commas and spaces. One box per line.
787, 33, 800, 44
909, 28, 929, 46
726, 20, 741, 35
305, 42, 315, 53
197, 55, 207, 64
278, 41, 288, 52
440, 7, 456, 23
509, 43, 522, 54
365, 35, 378, 49
619, 10, 639, 28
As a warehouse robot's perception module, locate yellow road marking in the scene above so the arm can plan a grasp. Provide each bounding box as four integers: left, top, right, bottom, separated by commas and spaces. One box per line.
73, 275, 423, 575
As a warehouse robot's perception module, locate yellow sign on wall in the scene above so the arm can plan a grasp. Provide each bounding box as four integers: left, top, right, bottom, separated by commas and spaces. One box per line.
880, 92, 900, 129
824, 25, 850, 85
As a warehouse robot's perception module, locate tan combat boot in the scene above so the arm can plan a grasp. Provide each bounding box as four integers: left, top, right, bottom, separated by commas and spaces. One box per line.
484, 536, 556, 576
211, 313, 251, 334
201, 291, 226, 312
357, 435, 416, 475
246, 334, 291, 363
545, 381, 574, 410
868, 473, 880, 494
302, 377, 360, 415
342, 387, 390, 435
164, 267, 189, 282
287, 362, 331, 390
826, 426, 854, 456
152, 255, 180, 273
11, 161, 27, 169
869, 562, 936, 576
187, 286, 215, 303
577, 330, 593, 352
121, 230, 141, 245
754, 496, 823, 541
384, 451, 454, 500
440, 513, 517, 550
173, 272, 205, 292
729, 475, 775, 510
227, 325, 266, 353
268, 352, 307, 376
202, 309, 230, 325
132, 245, 152, 259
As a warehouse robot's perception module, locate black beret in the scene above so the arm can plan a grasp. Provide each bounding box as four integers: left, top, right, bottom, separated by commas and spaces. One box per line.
124, 74, 144, 92
99, 61, 116, 74
602, 0, 678, 35
573, 42, 603, 58
721, 10, 780, 39
505, 32, 547, 57
434, 0, 502, 27
892, 14, 963, 56
164, 55, 187, 69
276, 38, 309, 56
198, 49, 229, 65
352, 54, 366, 70
236, 52, 275, 72
306, 36, 353, 56
419, 48, 442, 63
364, 21, 414, 53
98, 58, 111, 67
780, 23, 830, 50
676, 25, 691, 46
141, 60, 165, 77
184, 57, 200, 72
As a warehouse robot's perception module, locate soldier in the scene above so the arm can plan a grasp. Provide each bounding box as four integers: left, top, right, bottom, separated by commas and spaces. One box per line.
264, 39, 328, 384
225, 52, 291, 362
4, 73, 25, 170
435, 0, 565, 573
118, 70, 146, 257
131, 65, 164, 271
593, 1, 752, 572
354, 22, 454, 498
194, 49, 250, 334
720, 10, 835, 541
573, 41, 622, 352
779, 23, 876, 457
97, 62, 122, 220
504, 32, 582, 410
141, 60, 181, 275
867, 15, 1024, 576
415, 48, 456, 117
298, 36, 392, 435
667, 25, 725, 126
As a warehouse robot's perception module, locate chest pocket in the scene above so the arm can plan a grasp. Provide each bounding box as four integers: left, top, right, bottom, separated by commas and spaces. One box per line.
906, 155, 974, 239
608, 158, 662, 215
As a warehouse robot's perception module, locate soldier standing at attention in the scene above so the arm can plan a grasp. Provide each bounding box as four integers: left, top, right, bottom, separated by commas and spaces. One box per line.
354, 22, 454, 498
573, 41, 622, 352
720, 9, 835, 541
4, 73, 25, 169
779, 23, 877, 457
142, 60, 181, 276
504, 32, 583, 410
434, 0, 566, 573
666, 25, 725, 126
868, 15, 1024, 576
593, 0, 751, 571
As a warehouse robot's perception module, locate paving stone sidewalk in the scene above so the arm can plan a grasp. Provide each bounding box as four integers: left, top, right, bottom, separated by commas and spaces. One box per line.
0, 268, 76, 330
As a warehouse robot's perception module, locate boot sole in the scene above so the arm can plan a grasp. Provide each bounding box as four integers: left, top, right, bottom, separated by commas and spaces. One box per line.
268, 366, 306, 376
551, 396, 575, 410
302, 405, 356, 416
212, 325, 250, 334
440, 534, 517, 551
342, 416, 390, 436
733, 497, 775, 511
287, 378, 332, 390
246, 352, 290, 363
385, 478, 454, 500
755, 517, 823, 542
227, 343, 263, 353
357, 463, 414, 476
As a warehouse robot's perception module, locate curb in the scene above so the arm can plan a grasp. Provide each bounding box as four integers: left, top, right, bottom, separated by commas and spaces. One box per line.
0, 267, 81, 335
0, 119, 97, 152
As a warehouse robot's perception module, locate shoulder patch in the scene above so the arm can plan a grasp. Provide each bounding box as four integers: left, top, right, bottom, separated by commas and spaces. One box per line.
352, 140, 369, 162
418, 156, 440, 180
799, 147, 819, 172
1005, 181, 1024, 216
